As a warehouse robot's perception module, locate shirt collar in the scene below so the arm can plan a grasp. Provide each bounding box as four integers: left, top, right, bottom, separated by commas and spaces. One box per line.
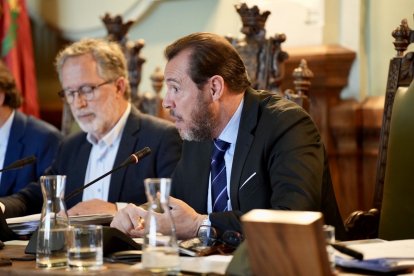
0, 110, 15, 146
87, 103, 131, 146
218, 98, 244, 145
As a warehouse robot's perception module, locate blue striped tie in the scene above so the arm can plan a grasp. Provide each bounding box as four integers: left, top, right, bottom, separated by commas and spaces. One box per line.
211, 139, 230, 212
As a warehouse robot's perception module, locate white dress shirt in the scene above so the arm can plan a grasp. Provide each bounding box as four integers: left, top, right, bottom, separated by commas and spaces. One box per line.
0, 110, 15, 185
207, 99, 244, 214
82, 103, 131, 205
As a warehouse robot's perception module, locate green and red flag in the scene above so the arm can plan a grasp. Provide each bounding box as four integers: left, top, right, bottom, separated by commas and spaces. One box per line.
0, 0, 39, 117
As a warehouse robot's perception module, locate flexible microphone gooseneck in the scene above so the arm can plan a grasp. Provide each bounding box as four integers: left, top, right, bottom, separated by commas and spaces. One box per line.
0, 156, 37, 173
65, 147, 152, 202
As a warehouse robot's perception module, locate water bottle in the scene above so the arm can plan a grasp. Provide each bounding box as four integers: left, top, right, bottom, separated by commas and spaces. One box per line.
36, 175, 69, 268
142, 178, 180, 274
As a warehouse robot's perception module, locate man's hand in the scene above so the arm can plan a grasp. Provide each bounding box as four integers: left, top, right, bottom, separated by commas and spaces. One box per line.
110, 203, 146, 237
67, 199, 117, 216
110, 197, 206, 240
167, 197, 206, 240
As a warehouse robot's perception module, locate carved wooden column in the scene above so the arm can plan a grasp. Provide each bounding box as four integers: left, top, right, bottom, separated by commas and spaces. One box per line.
281, 45, 356, 218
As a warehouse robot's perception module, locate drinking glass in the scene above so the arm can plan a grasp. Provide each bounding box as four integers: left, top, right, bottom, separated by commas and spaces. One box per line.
68, 225, 103, 270
323, 224, 336, 271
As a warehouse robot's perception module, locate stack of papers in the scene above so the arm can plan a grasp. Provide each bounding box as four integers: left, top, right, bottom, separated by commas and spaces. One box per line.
69, 214, 114, 225
335, 239, 414, 273
6, 214, 40, 235
6, 213, 114, 236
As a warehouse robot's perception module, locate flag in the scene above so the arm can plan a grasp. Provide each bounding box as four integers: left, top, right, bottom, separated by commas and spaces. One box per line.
0, 0, 39, 117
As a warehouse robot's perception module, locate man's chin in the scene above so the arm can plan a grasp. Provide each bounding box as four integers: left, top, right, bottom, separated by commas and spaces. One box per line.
77, 122, 95, 134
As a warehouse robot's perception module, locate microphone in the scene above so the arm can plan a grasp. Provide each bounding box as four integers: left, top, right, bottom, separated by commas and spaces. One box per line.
0, 156, 37, 173
65, 147, 152, 201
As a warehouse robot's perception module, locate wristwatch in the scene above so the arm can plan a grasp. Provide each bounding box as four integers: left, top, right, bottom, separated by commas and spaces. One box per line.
201, 215, 211, 227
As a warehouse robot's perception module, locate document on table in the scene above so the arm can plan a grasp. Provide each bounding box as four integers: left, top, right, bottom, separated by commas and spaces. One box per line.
335, 239, 414, 273
131, 255, 233, 275
6, 213, 114, 235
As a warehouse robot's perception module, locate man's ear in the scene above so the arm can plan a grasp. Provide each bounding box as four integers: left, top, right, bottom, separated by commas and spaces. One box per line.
114, 77, 126, 97
209, 75, 224, 101
0, 92, 5, 106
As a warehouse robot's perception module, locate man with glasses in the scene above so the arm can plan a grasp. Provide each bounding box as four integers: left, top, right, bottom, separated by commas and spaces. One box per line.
0, 38, 182, 218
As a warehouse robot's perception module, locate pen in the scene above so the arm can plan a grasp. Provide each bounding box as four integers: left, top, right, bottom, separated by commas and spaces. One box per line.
330, 243, 364, 260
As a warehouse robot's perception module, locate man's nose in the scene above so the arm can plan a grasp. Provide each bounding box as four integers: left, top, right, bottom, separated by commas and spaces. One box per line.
162, 92, 174, 109
72, 92, 87, 107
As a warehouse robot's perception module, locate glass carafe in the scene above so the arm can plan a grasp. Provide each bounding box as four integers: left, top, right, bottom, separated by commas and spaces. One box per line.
142, 178, 180, 274
36, 175, 69, 268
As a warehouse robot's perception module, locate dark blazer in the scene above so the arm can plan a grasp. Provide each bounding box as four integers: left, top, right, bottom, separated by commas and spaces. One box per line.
0, 111, 62, 196
1, 107, 182, 217
171, 88, 346, 240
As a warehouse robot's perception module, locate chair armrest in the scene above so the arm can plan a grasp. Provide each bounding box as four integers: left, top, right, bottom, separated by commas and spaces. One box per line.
344, 208, 379, 240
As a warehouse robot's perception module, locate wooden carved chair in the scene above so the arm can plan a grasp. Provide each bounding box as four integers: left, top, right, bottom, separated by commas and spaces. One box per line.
284, 59, 313, 112
345, 18, 414, 240
226, 3, 289, 93
226, 3, 312, 111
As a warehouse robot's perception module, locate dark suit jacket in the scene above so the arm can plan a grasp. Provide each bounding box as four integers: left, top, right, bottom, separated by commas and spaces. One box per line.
0, 111, 62, 196
171, 88, 346, 240
1, 107, 182, 217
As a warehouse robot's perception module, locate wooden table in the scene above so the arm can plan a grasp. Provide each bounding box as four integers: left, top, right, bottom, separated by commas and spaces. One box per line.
0, 244, 151, 275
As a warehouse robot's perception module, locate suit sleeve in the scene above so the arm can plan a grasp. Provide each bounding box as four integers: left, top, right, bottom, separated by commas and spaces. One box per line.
0, 181, 43, 218
0, 140, 63, 219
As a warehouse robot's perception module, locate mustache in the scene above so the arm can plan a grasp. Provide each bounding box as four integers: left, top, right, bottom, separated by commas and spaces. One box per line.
169, 110, 183, 121
74, 111, 93, 117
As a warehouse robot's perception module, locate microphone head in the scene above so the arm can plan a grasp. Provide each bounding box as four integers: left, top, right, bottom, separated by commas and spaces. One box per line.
25, 155, 37, 164
127, 147, 151, 164
135, 147, 151, 160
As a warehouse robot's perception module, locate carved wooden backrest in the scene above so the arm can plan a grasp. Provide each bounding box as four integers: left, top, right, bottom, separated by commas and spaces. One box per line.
226, 3, 312, 111
226, 3, 289, 93
373, 18, 414, 211
284, 59, 313, 111
345, 18, 414, 240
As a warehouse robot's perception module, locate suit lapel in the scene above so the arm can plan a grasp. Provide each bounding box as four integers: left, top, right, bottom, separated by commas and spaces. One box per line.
196, 141, 213, 212
66, 140, 92, 207
108, 108, 141, 202
230, 89, 260, 210
1, 112, 25, 195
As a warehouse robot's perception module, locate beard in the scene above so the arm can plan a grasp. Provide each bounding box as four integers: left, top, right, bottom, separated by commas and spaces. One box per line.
180, 91, 217, 142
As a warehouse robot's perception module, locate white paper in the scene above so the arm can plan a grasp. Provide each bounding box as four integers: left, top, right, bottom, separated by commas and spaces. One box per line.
335, 239, 414, 273
347, 239, 414, 259
179, 255, 233, 274
6, 213, 114, 235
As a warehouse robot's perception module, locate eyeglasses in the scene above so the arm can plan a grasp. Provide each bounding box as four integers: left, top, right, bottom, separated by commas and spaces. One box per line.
178, 225, 244, 257
197, 225, 244, 249
58, 80, 113, 104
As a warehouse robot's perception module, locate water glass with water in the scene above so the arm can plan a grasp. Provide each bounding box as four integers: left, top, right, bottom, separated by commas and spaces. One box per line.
68, 225, 103, 270
323, 224, 336, 271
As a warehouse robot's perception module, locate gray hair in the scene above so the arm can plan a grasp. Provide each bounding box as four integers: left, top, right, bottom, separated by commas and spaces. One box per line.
55, 38, 130, 100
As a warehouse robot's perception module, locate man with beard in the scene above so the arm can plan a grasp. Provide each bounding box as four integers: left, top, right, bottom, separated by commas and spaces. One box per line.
111, 32, 347, 241
0, 39, 182, 218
